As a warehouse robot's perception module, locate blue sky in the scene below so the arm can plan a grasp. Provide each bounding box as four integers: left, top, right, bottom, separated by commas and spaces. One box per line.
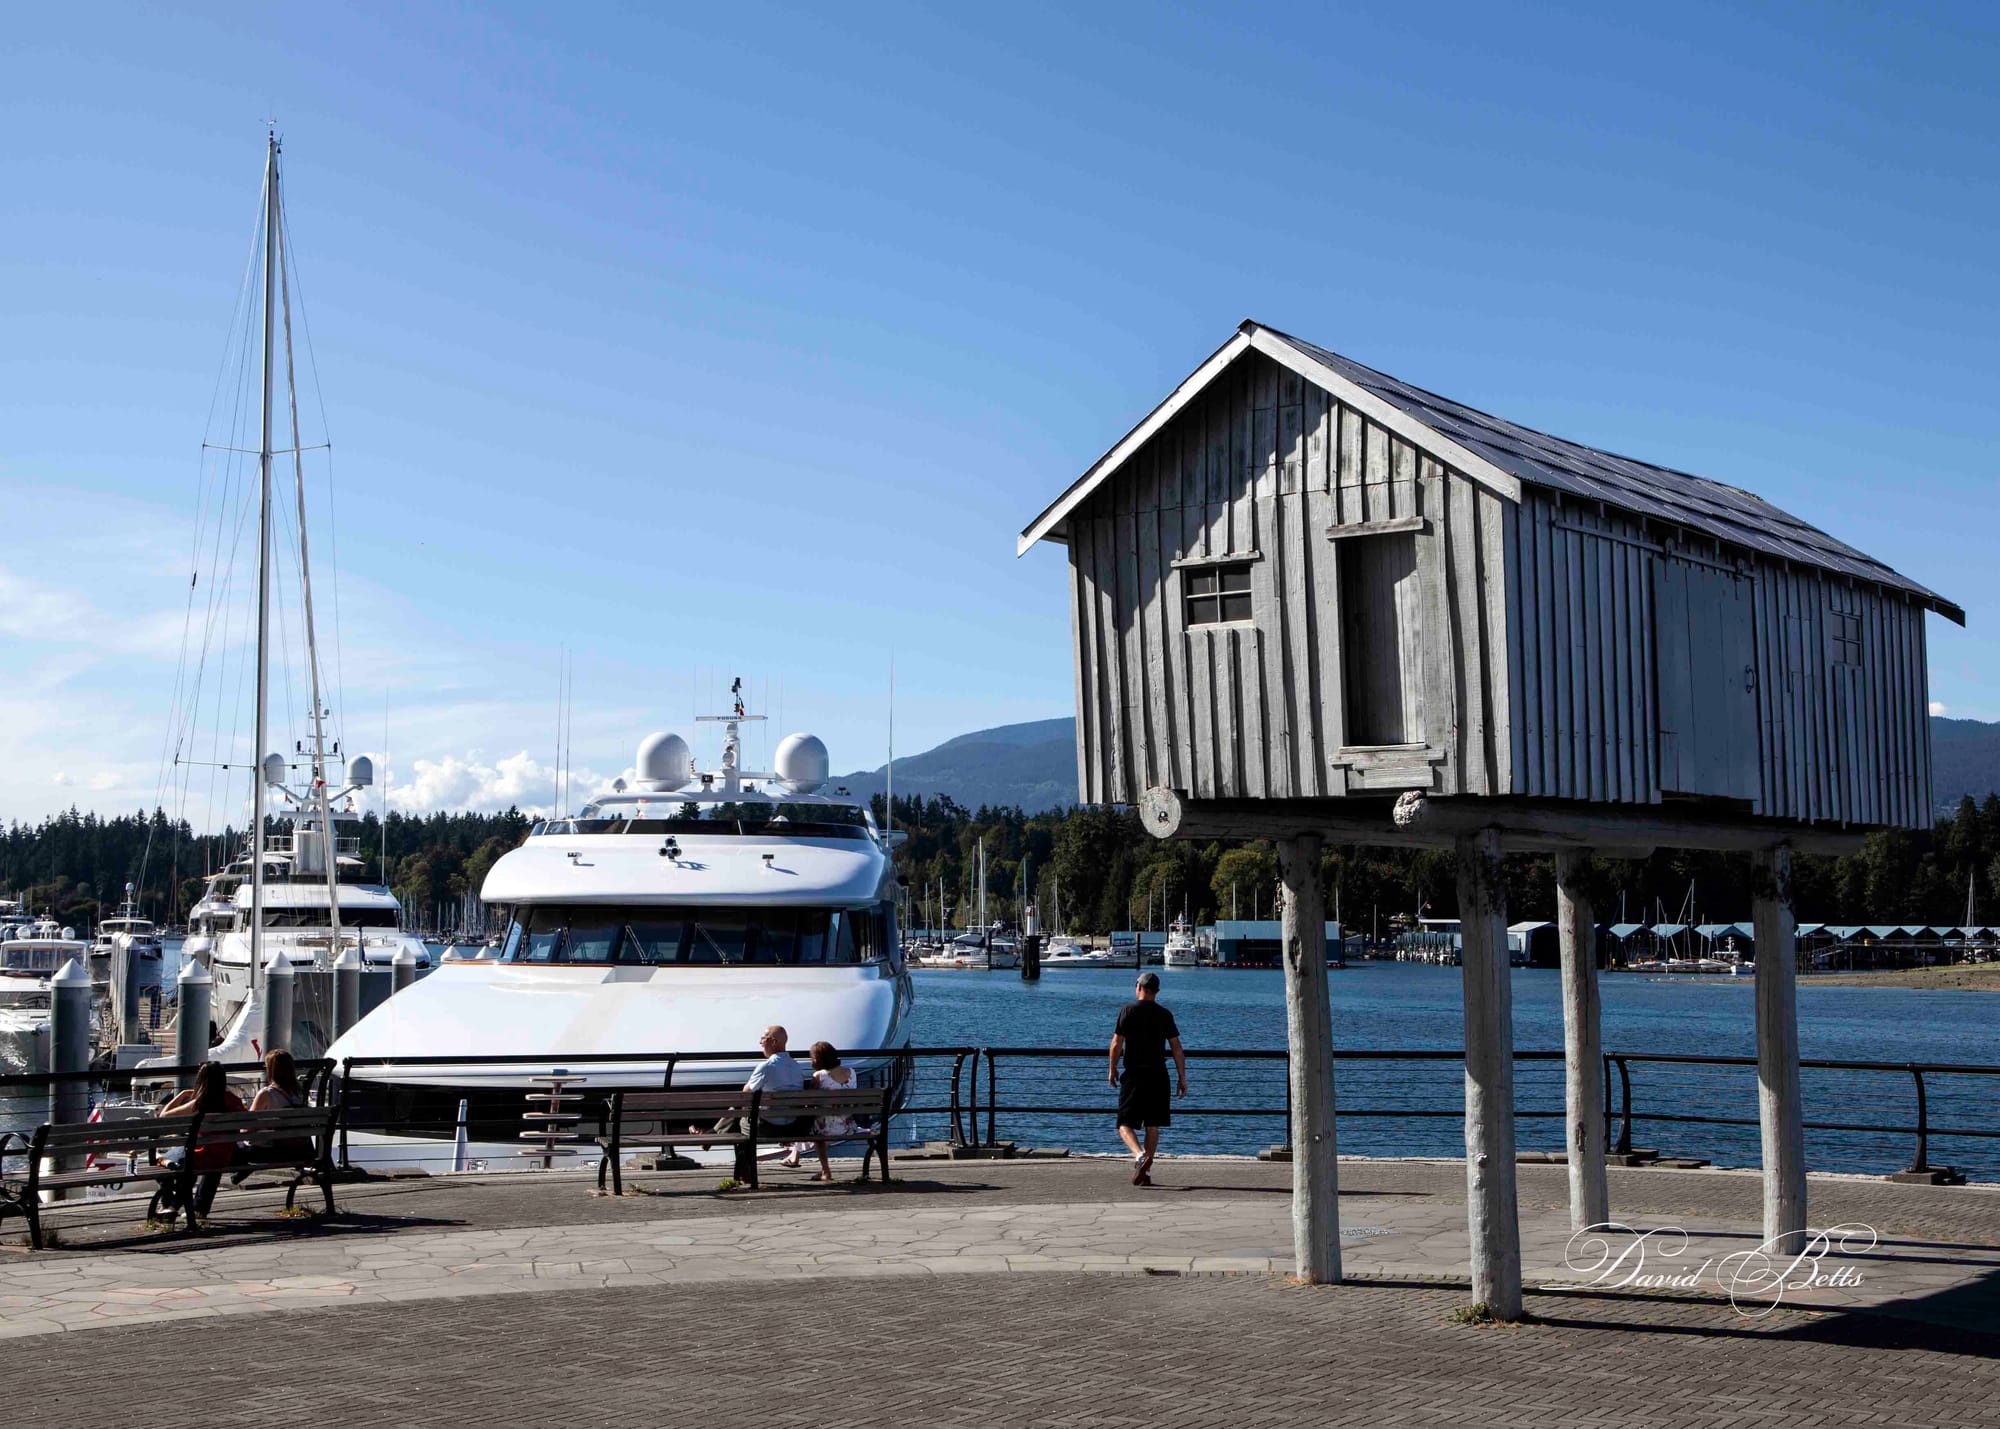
2, 2, 1994, 824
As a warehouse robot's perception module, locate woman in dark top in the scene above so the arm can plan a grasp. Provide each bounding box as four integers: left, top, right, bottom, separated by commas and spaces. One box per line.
155, 1061, 247, 1218
1108, 972, 1188, 1185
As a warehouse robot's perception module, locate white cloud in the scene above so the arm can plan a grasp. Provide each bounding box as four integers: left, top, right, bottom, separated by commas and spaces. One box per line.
1930, 700, 1948, 716
384, 750, 621, 817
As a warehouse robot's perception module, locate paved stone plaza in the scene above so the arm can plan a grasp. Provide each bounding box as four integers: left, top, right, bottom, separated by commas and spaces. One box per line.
3, 1157, 1995, 1425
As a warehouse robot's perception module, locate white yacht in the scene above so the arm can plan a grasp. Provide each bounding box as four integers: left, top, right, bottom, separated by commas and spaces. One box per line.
0, 910, 88, 987
0, 906, 83, 1069
1041, 937, 1118, 967
89, 886, 165, 984
326, 699, 916, 1140
1162, 917, 1199, 967
206, 787, 432, 1058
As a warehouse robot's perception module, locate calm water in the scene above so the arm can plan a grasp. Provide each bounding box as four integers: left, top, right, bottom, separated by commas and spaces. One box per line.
902, 962, 2000, 1179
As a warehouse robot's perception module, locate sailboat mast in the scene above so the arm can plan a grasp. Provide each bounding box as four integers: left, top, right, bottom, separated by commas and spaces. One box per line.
276, 160, 346, 962
249, 130, 279, 996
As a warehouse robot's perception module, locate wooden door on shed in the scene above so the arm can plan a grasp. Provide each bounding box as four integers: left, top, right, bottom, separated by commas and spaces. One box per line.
1652, 558, 1760, 801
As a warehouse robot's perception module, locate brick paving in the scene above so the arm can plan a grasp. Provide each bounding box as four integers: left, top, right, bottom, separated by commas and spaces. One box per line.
9, 1272, 1996, 1428
3, 1156, 1996, 1425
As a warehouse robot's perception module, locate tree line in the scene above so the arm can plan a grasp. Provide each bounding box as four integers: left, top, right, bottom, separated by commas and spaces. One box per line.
0, 807, 526, 931
6, 793, 2000, 937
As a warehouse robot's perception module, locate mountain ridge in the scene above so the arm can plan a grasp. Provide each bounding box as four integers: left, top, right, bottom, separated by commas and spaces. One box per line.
842, 714, 2000, 815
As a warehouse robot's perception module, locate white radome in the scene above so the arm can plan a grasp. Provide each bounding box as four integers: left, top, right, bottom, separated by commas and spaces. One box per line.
774, 732, 829, 794
347, 754, 374, 788
635, 731, 693, 790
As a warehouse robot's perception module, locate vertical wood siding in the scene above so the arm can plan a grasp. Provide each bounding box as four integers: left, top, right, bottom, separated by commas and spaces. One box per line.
1064, 351, 1935, 829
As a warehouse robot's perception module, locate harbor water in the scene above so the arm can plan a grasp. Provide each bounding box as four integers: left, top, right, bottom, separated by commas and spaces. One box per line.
901, 961, 2000, 1179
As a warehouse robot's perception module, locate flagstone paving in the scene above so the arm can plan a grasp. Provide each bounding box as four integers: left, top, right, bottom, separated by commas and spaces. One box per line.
1, 1157, 1995, 1343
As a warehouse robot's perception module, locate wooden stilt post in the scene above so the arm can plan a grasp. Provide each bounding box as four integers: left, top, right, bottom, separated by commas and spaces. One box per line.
1278, 833, 1340, 1284
1753, 845, 1807, 1255
1456, 828, 1520, 1319
1555, 852, 1608, 1231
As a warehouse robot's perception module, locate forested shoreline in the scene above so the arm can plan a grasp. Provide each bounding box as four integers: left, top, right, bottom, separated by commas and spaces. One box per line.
6, 792, 2000, 937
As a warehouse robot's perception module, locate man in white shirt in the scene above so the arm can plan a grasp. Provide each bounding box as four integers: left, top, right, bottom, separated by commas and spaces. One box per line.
710, 1025, 808, 1181
746, 1025, 806, 1097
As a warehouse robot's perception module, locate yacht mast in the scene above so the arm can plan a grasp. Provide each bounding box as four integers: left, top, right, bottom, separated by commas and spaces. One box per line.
249, 130, 279, 995
275, 160, 346, 961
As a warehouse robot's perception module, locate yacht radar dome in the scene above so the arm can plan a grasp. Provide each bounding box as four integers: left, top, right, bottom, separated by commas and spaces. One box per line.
261, 752, 287, 786
346, 755, 374, 788
774, 733, 830, 794
636, 731, 692, 791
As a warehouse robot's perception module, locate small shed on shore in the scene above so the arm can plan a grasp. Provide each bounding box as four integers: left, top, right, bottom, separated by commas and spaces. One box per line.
1019, 321, 1962, 1316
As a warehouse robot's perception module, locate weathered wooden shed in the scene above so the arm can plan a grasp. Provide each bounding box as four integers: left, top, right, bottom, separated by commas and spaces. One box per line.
1020, 321, 1962, 1317
1021, 321, 1962, 825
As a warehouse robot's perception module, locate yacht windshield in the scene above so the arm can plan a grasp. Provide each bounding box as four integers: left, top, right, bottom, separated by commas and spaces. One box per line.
494, 903, 890, 966
536, 802, 871, 839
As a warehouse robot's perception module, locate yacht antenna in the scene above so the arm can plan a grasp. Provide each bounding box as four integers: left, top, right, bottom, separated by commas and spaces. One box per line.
886, 653, 894, 837
382, 695, 390, 890
249, 129, 279, 996
277, 175, 345, 962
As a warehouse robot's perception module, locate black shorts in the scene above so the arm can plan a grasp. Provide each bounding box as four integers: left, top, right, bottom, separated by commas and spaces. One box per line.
1117, 1067, 1171, 1129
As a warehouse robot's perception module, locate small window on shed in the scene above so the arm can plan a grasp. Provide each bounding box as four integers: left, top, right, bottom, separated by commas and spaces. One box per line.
1185, 563, 1253, 626
1828, 610, 1862, 668
1339, 533, 1425, 746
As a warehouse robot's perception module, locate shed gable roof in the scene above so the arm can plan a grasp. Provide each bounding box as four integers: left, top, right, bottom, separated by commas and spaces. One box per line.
1021, 321, 1963, 624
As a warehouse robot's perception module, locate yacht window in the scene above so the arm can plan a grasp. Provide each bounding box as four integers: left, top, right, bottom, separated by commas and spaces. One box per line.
494, 905, 877, 966
618, 916, 683, 964
522, 907, 565, 962
260, 907, 399, 929
686, 912, 753, 965
565, 916, 622, 963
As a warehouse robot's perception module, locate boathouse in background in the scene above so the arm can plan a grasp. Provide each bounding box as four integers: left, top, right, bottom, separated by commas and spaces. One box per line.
1019, 320, 1961, 1318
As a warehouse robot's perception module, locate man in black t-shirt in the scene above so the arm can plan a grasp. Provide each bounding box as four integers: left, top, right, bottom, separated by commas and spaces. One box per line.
1109, 972, 1188, 1186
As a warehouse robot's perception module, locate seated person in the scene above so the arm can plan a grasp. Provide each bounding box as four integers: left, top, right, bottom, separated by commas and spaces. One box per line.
155, 1061, 247, 1218
691, 1024, 810, 1181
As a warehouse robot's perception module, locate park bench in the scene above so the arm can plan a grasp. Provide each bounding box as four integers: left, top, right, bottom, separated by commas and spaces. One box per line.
597, 1085, 893, 1193
0, 1103, 339, 1249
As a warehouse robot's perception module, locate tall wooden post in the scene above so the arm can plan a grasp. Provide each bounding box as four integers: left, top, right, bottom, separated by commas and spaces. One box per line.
1555, 852, 1608, 1231
1278, 833, 1340, 1284
1456, 829, 1520, 1319
1752, 845, 1807, 1255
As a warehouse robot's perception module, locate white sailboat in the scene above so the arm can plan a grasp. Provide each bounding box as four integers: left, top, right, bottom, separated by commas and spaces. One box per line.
183, 134, 429, 1060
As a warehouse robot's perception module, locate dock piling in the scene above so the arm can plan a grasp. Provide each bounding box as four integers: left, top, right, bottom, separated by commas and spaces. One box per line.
175, 960, 212, 1086
1457, 829, 1522, 1320
262, 951, 294, 1056
1556, 852, 1608, 1231
1278, 833, 1340, 1284
333, 946, 362, 1039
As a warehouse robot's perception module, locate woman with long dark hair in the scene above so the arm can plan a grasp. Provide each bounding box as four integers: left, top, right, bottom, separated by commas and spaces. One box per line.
155, 1061, 246, 1218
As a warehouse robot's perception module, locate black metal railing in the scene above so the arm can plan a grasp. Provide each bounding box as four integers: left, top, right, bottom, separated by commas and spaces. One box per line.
5, 1046, 1994, 1182
1603, 1051, 2000, 1175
